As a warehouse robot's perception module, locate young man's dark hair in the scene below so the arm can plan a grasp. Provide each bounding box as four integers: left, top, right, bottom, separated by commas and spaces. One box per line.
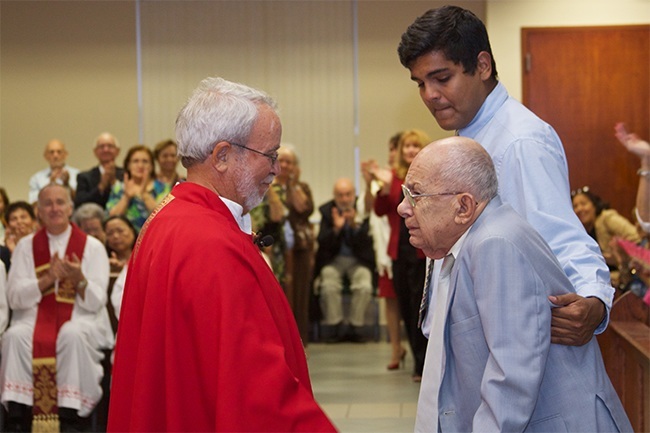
397, 5, 498, 80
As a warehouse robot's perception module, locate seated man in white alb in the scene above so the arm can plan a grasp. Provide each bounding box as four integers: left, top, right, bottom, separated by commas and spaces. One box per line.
1, 183, 113, 432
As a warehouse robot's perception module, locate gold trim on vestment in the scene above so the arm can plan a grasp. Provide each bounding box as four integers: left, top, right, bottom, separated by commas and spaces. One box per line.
32, 359, 58, 415
132, 193, 175, 260
32, 413, 60, 433
55, 280, 76, 304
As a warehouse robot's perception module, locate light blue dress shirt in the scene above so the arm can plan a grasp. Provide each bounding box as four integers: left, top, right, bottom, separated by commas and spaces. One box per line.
459, 82, 613, 332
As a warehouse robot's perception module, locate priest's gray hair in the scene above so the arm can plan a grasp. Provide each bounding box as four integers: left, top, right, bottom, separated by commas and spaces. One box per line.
175, 77, 279, 168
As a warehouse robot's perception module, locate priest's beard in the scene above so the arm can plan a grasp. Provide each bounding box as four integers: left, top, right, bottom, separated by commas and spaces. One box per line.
236, 164, 269, 212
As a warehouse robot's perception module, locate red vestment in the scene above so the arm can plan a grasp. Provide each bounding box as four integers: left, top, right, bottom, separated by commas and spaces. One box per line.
32, 224, 86, 431
108, 182, 336, 432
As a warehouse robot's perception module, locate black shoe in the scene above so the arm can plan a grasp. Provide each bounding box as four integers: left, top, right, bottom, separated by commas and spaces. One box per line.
324, 322, 344, 343
347, 326, 367, 343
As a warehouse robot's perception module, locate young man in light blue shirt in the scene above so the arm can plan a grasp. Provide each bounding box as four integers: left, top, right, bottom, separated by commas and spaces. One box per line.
398, 5, 612, 345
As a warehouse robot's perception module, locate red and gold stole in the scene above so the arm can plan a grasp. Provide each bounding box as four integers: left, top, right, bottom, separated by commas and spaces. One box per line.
31, 224, 87, 433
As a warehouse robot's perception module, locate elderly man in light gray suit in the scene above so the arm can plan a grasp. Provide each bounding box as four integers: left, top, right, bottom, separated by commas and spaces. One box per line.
398, 136, 632, 432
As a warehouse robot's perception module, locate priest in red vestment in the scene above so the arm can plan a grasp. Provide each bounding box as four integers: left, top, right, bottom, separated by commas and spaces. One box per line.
108, 77, 336, 432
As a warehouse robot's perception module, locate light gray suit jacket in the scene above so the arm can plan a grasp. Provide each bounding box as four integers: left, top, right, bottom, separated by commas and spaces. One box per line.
419, 196, 632, 432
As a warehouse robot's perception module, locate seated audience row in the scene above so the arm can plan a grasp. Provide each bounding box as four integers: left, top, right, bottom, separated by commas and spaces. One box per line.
3, 135, 181, 242
26, 133, 182, 209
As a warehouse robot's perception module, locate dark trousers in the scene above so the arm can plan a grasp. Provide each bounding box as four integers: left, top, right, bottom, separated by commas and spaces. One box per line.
392, 255, 427, 376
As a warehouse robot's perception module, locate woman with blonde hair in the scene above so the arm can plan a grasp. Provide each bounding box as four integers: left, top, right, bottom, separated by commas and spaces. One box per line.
372, 128, 430, 381
361, 132, 405, 370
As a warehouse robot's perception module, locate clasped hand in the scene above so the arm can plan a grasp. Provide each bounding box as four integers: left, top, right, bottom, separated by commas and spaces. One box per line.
123, 172, 149, 199
50, 252, 84, 290
332, 207, 356, 231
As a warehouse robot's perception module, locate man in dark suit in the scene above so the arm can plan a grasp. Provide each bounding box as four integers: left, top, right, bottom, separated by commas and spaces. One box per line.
314, 177, 375, 342
74, 132, 124, 208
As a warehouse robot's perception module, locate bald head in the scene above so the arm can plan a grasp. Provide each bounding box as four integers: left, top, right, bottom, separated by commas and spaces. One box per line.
94, 132, 120, 165
44, 139, 68, 169
397, 136, 497, 259
333, 177, 356, 211
411, 136, 497, 203
95, 132, 119, 149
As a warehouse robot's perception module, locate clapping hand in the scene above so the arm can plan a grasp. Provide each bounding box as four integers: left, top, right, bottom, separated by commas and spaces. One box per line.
615, 122, 650, 157
109, 251, 126, 274
51, 252, 83, 285
99, 163, 118, 193
50, 167, 70, 186
123, 172, 146, 199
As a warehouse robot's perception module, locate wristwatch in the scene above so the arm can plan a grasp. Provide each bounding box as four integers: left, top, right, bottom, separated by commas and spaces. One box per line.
76, 279, 88, 291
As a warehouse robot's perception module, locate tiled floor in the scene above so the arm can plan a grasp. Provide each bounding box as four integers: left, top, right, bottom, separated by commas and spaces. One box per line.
307, 342, 420, 433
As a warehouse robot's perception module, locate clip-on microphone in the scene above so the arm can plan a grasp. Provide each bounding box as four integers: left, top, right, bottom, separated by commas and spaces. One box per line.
254, 232, 274, 248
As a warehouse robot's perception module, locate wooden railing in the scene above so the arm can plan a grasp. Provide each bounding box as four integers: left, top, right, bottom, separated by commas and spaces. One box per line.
597, 291, 650, 432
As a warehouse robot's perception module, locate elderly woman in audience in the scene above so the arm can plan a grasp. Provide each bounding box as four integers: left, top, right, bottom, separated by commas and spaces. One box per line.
71, 202, 106, 244
104, 215, 137, 324
250, 145, 295, 289
278, 145, 315, 345
104, 215, 137, 277
106, 144, 170, 232
154, 139, 184, 188
4, 201, 37, 254
572, 186, 640, 286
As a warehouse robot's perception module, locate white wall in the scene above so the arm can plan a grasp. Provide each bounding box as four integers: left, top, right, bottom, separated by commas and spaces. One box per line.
2, 0, 647, 208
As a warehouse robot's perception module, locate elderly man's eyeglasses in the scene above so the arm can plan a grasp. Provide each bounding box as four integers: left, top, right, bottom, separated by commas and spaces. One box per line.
230, 142, 278, 165
401, 184, 461, 208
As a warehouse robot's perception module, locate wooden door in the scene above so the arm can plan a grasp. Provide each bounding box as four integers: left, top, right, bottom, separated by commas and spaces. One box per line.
522, 25, 650, 218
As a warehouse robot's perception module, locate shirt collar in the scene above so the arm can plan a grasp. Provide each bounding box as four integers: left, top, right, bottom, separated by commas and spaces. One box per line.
448, 225, 471, 261
46, 224, 72, 254
458, 81, 509, 138
218, 196, 252, 234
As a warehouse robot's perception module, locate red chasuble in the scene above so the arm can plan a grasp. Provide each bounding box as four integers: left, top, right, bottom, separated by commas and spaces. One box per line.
32, 224, 87, 432
108, 183, 336, 432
